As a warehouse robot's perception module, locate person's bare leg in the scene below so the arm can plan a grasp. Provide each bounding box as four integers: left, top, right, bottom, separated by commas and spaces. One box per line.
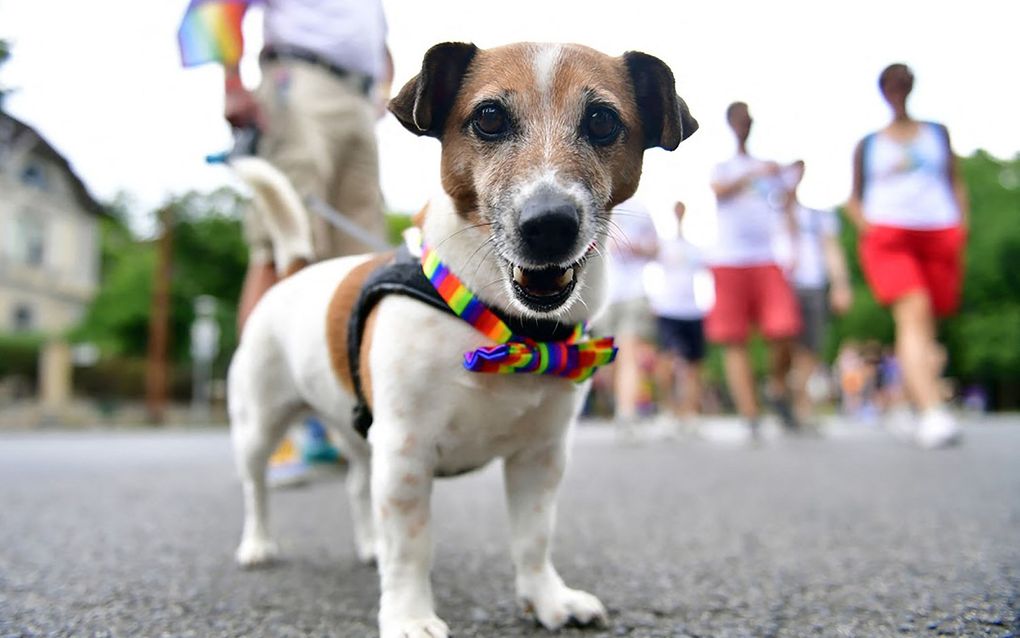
767, 338, 794, 399
791, 347, 818, 423
653, 353, 680, 418
614, 335, 643, 422
723, 344, 759, 424
765, 338, 798, 429
679, 360, 703, 419
892, 292, 940, 410
893, 291, 960, 447
238, 261, 278, 334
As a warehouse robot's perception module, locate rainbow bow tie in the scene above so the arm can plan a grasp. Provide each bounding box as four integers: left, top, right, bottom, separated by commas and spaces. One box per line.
420, 242, 617, 382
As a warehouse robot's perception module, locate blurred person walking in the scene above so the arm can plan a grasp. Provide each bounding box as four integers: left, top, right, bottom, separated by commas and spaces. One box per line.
778, 161, 853, 428
648, 202, 708, 437
708, 102, 802, 438
847, 63, 969, 449
179, 0, 393, 330
602, 197, 659, 436
179, 0, 393, 480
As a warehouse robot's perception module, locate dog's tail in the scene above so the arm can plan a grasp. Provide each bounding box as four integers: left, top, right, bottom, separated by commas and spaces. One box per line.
230, 156, 314, 277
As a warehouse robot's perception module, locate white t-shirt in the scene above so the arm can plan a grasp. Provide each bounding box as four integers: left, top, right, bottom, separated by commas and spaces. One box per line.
710, 154, 786, 266
647, 237, 706, 319
607, 198, 658, 304
774, 205, 840, 290
264, 0, 388, 81
861, 122, 961, 229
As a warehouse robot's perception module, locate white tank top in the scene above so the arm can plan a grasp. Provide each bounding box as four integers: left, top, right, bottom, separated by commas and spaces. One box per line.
861, 122, 961, 229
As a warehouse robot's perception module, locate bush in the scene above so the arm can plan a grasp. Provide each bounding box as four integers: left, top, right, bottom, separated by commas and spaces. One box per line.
0, 332, 43, 379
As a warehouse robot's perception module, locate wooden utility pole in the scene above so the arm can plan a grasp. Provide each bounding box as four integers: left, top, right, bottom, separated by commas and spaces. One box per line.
145, 206, 173, 424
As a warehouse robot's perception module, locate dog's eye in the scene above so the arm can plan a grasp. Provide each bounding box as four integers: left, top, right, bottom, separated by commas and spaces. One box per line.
585, 106, 621, 146
473, 104, 510, 140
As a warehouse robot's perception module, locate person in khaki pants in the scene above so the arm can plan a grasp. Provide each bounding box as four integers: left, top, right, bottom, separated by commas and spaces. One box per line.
209, 0, 394, 330
246, 56, 388, 270
181, 0, 392, 481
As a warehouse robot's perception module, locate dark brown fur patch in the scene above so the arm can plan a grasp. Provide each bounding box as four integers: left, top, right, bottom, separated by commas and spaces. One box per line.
325, 252, 394, 393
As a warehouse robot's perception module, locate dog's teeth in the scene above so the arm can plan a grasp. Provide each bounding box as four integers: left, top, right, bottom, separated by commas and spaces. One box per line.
556, 267, 575, 287
513, 265, 527, 285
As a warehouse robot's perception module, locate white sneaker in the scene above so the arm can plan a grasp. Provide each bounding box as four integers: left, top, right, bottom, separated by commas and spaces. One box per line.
916, 407, 962, 449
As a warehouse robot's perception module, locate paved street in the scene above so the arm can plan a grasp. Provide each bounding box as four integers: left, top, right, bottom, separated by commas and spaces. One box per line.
1, 418, 1018, 638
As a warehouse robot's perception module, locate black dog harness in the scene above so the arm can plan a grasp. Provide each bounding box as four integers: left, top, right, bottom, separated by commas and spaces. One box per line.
346, 245, 578, 438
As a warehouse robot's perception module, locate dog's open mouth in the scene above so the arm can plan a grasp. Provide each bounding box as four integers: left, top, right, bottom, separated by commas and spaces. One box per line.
510, 263, 579, 312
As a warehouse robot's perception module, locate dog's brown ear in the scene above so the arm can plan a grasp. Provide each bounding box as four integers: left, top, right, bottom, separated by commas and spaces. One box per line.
389, 42, 479, 138
623, 51, 698, 150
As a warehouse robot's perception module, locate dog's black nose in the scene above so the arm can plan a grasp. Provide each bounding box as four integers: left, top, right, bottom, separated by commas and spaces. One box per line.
518, 192, 580, 263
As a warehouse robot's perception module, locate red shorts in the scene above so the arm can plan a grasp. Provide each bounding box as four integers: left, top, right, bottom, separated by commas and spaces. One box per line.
706, 264, 802, 344
859, 225, 965, 317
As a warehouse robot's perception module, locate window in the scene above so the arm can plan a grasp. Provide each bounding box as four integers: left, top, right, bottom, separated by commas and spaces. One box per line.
14, 213, 45, 267
12, 304, 34, 331
20, 162, 49, 191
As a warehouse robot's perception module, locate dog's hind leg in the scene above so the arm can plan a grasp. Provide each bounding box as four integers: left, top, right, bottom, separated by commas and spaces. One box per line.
231, 401, 293, 568
325, 421, 377, 563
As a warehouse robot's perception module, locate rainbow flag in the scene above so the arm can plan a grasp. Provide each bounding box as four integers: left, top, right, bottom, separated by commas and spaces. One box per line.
177, 0, 258, 67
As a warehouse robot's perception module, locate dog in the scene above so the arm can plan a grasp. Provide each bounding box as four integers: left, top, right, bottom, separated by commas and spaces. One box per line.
227, 41, 697, 638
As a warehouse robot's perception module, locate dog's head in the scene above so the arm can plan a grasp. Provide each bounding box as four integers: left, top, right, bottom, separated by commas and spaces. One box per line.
391, 42, 697, 318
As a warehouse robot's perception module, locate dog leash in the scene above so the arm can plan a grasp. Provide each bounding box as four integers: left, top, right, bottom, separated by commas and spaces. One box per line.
306, 195, 392, 252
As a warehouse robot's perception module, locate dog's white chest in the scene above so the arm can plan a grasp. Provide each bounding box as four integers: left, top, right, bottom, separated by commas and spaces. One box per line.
367, 296, 584, 475
433, 373, 578, 474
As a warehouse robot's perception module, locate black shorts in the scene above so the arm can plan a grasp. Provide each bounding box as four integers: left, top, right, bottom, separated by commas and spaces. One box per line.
795, 287, 828, 354
656, 317, 707, 362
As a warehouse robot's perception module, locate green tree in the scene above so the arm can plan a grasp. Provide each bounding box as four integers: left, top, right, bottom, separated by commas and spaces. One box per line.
167, 188, 248, 371
71, 196, 155, 358
943, 152, 1020, 406
73, 188, 248, 377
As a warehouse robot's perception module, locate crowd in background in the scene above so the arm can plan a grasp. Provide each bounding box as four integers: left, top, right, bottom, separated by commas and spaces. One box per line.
591, 68, 970, 450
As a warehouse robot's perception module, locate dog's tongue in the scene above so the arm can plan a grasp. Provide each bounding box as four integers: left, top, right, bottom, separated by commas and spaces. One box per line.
513, 265, 575, 296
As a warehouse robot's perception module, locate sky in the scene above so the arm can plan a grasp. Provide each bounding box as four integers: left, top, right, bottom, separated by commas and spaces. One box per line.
1, 0, 1018, 242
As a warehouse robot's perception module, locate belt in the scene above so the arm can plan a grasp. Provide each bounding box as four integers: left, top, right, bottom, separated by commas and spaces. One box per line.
261, 45, 374, 96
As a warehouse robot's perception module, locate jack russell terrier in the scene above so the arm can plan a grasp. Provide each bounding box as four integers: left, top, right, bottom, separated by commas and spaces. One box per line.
228, 41, 697, 638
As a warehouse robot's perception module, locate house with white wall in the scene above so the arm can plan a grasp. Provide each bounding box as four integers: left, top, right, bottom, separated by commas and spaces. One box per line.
0, 111, 102, 336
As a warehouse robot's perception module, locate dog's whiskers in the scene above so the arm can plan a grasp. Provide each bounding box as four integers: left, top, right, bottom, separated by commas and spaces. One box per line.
434, 221, 493, 251
465, 235, 496, 274
470, 241, 500, 282
478, 278, 506, 292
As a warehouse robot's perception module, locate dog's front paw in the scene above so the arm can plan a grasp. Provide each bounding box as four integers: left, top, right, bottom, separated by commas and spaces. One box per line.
522, 586, 608, 630
235, 536, 279, 568
379, 615, 449, 638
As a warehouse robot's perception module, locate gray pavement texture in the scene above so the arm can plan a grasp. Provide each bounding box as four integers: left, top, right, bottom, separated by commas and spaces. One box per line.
1, 419, 1018, 638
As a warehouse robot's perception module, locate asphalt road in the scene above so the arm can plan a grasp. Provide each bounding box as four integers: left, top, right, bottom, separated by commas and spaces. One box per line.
1, 418, 1018, 638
